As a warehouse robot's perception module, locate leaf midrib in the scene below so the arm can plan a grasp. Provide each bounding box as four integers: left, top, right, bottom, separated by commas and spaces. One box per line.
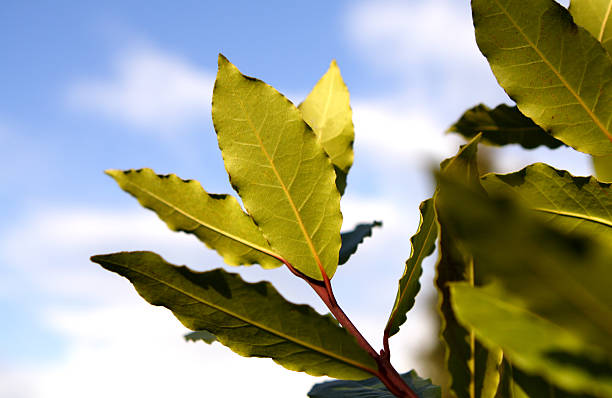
533, 207, 612, 228
119, 177, 281, 260
102, 257, 377, 375
492, 0, 612, 141
235, 94, 327, 278
320, 72, 336, 127
599, 0, 612, 41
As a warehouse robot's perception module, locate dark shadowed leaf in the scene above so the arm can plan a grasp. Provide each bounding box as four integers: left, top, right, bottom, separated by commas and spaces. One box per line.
106, 168, 281, 268
434, 135, 502, 398
385, 199, 437, 338
437, 175, 612, 356
307, 370, 441, 398
472, 0, 612, 155
212, 55, 342, 281
339, 221, 381, 265
91, 251, 377, 380
184, 330, 216, 344
299, 60, 354, 195
448, 103, 564, 149
513, 365, 601, 398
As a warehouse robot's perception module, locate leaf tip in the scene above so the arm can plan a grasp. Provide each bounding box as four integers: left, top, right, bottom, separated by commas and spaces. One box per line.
104, 169, 120, 177
217, 53, 229, 67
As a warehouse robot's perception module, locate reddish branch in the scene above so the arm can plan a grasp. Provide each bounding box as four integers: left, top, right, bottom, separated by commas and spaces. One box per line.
280, 259, 419, 398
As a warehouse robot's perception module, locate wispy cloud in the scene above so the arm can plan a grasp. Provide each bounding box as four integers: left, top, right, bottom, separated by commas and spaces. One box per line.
352, 101, 464, 169
67, 45, 214, 133
344, 0, 509, 112
346, 0, 477, 68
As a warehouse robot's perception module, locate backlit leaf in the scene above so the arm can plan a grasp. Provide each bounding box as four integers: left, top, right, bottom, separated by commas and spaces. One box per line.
307, 370, 441, 398
448, 103, 563, 149
451, 283, 612, 397
91, 251, 377, 380
212, 55, 341, 280
569, 0, 612, 53
385, 199, 437, 338
106, 168, 281, 268
300, 60, 354, 195
593, 154, 612, 182
339, 221, 381, 265
481, 162, 612, 246
472, 0, 612, 155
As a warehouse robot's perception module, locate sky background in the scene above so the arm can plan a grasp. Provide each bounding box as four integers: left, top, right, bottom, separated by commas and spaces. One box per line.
0, 0, 588, 397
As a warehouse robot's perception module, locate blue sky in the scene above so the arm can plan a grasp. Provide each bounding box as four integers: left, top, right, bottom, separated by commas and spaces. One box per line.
0, 0, 589, 396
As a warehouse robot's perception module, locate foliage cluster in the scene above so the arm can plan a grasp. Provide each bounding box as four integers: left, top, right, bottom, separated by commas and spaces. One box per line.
92, 0, 612, 396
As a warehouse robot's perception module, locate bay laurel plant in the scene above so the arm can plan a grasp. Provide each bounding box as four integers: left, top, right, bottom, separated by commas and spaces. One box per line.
92, 0, 612, 397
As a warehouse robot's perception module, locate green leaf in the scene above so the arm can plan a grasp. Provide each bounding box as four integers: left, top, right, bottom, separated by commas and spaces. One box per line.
593, 154, 612, 182
385, 199, 437, 338
472, 0, 612, 155
448, 103, 564, 149
91, 251, 377, 379
184, 330, 216, 344
450, 283, 612, 397
106, 168, 282, 268
436, 174, 612, 356
307, 370, 441, 398
212, 54, 342, 281
299, 60, 354, 195
339, 221, 381, 265
569, 0, 612, 54
481, 162, 612, 246
434, 135, 502, 398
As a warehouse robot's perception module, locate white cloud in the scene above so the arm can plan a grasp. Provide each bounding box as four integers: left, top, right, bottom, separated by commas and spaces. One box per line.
0, 303, 324, 398
345, 0, 510, 112
0, 207, 222, 302
352, 101, 465, 169
67, 45, 214, 132
346, 0, 477, 68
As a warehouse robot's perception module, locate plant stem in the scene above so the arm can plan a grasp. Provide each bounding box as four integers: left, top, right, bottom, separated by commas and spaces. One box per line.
281, 260, 419, 398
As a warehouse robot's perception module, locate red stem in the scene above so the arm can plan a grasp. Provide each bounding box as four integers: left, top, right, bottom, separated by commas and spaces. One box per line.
280, 260, 419, 398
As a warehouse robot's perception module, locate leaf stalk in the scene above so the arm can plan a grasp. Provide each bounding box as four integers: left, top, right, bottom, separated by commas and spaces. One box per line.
279, 257, 419, 398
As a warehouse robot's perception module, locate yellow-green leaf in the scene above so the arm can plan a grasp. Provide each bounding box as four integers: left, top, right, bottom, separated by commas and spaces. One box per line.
481, 163, 612, 247
593, 154, 612, 181
212, 55, 342, 280
106, 168, 282, 268
569, 0, 612, 54
92, 251, 377, 380
472, 0, 612, 155
299, 60, 354, 195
